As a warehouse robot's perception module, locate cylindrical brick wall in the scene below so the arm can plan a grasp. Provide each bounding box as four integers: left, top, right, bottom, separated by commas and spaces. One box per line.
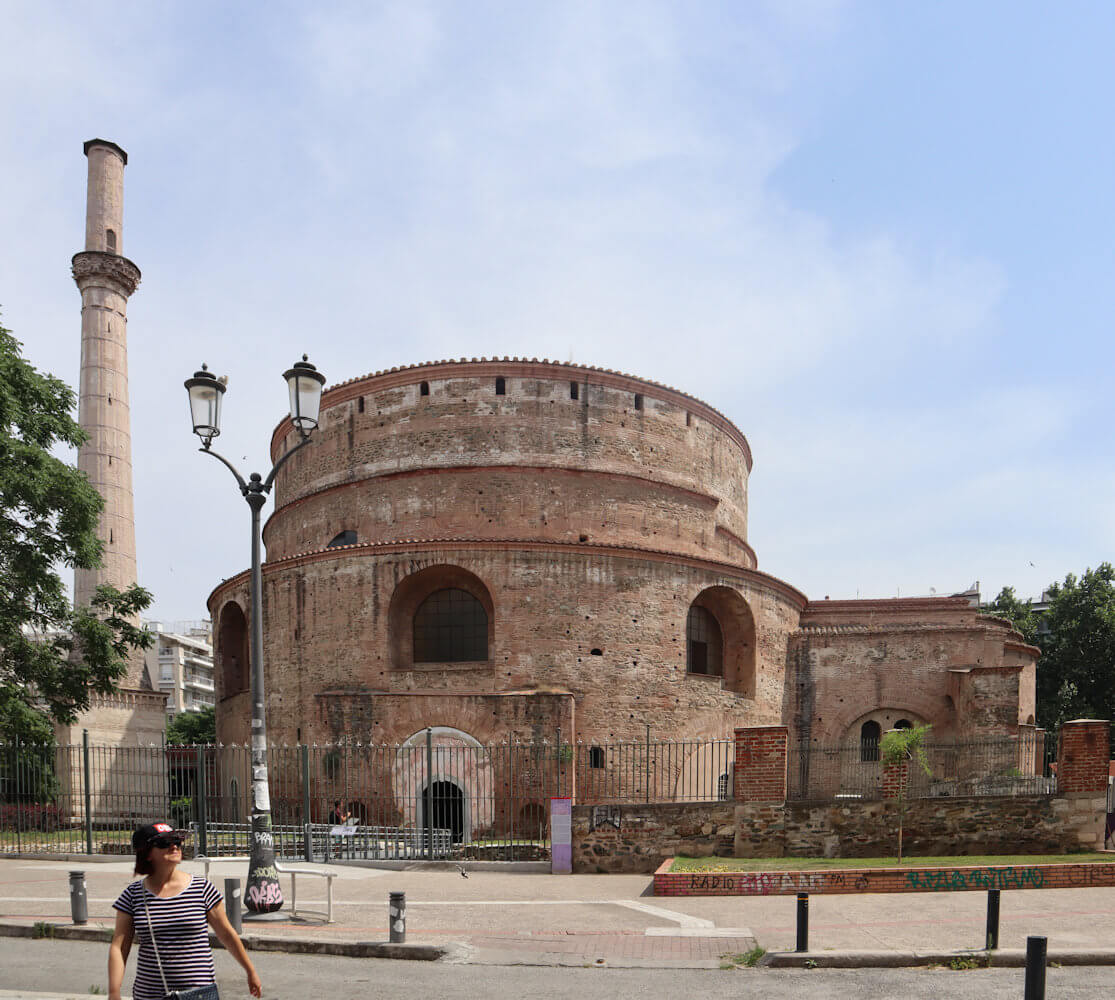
263, 361, 755, 569
211, 361, 805, 753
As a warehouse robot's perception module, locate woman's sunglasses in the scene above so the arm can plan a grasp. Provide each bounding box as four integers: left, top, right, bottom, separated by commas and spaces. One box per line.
150, 836, 184, 850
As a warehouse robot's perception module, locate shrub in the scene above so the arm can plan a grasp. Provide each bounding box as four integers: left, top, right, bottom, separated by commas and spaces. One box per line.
0, 802, 65, 831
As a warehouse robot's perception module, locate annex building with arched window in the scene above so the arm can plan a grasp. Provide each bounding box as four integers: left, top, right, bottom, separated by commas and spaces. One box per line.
208, 359, 1037, 806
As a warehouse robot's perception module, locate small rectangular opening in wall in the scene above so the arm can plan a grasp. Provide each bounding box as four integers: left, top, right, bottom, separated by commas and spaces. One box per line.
686, 411, 692, 427
634, 393, 643, 410
570, 381, 579, 400
357, 397, 365, 413
420, 381, 430, 396
495, 376, 506, 395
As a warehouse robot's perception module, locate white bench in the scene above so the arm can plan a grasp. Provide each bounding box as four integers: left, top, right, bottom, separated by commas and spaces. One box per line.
195, 855, 337, 923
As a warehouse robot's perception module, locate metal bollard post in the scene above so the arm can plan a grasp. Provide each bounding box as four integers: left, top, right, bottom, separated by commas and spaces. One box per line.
225, 878, 242, 934
985, 889, 1000, 950
389, 891, 406, 944
795, 893, 809, 953
1024, 936, 1047, 1000
69, 871, 88, 925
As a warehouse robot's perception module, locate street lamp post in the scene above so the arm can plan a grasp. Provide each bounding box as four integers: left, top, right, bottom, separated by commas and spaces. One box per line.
185, 356, 326, 916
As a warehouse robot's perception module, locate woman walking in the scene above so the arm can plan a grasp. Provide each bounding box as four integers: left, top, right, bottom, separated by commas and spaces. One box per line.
108, 822, 262, 1000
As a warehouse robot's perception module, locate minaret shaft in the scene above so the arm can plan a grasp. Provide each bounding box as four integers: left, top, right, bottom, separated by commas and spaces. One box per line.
72, 139, 145, 688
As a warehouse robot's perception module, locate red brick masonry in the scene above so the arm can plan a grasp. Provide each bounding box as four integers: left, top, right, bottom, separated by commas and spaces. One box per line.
653, 859, 1115, 896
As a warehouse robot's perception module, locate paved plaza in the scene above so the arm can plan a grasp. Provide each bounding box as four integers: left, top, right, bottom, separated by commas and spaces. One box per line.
1, 856, 1114, 972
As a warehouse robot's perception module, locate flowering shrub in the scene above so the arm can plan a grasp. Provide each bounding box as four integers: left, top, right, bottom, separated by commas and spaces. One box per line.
0, 802, 66, 831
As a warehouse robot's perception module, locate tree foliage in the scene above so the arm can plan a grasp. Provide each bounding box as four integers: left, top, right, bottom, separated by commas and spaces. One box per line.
166, 706, 216, 745
880, 723, 932, 864
0, 321, 153, 743
984, 565, 1115, 728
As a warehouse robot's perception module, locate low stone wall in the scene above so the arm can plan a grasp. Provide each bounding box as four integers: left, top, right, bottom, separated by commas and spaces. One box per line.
572, 802, 734, 874
737, 791, 1109, 858
571, 792, 1107, 873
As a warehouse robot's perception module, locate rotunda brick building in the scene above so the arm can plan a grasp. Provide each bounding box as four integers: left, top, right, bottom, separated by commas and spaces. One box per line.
209, 358, 1039, 805
209, 359, 808, 754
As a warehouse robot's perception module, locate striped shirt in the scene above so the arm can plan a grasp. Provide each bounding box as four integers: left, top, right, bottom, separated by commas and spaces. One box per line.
113, 875, 222, 1000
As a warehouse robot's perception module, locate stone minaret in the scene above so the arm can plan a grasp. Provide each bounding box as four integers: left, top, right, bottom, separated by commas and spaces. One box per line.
71, 139, 148, 690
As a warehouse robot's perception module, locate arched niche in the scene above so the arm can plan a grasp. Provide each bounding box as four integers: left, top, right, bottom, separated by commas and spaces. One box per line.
387, 565, 495, 669
216, 600, 249, 699
687, 586, 756, 697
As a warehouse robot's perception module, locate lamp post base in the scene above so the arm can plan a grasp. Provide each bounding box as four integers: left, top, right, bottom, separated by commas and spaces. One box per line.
242, 910, 288, 922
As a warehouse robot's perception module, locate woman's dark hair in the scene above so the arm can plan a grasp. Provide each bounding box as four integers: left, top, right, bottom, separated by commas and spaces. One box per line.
134, 847, 154, 876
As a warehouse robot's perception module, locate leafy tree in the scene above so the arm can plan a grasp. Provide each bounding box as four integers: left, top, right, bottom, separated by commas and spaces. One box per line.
984, 566, 1115, 728
983, 586, 1039, 644
0, 320, 153, 745
881, 723, 931, 863
166, 706, 216, 745
1036, 565, 1115, 727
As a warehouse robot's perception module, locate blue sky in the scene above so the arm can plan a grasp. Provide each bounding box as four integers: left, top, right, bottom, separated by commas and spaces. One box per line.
2, 1, 1111, 620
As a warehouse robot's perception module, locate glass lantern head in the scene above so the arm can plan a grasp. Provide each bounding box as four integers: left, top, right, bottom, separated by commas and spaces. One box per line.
283, 355, 326, 436
183, 364, 225, 446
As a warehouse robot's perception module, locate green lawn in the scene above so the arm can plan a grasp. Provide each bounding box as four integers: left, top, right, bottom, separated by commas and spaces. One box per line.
668, 853, 1115, 872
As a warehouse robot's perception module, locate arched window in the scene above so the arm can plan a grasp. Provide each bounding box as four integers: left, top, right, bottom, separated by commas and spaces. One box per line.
327, 529, 357, 548
413, 588, 488, 662
860, 720, 881, 762
588, 746, 605, 769
895, 719, 913, 730
105, 229, 116, 253
686, 605, 723, 676
570, 381, 579, 400
419, 381, 430, 396
495, 376, 506, 395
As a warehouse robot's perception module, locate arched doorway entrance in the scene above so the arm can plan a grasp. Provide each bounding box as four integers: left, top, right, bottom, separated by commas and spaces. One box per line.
423, 780, 466, 843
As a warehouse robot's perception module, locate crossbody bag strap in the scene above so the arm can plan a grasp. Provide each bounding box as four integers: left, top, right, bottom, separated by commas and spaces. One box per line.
142, 885, 171, 999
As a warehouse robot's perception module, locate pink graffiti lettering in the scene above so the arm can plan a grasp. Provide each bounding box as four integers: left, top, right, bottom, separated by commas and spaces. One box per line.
246, 882, 283, 908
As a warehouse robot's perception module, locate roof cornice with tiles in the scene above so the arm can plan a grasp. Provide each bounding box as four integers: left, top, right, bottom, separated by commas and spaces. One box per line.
207, 536, 806, 612
268, 357, 753, 471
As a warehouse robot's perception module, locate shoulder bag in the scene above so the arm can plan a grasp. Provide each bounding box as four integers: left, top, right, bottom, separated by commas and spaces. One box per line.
142, 890, 220, 1000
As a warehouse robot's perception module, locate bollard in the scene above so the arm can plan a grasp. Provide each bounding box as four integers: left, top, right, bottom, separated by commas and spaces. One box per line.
69, 871, 88, 925
1024, 935, 1047, 1000
389, 891, 406, 944
795, 893, 809, 953
225, 878, 242, 934
985, 889, 1000, 950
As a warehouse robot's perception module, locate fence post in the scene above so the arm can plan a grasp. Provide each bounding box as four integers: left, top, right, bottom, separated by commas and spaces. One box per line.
12, 738, 22, 855
301, 743, 312, 863
425, 728, 434, 861
795, 893, 809, 952
82, 730, 93, 856
195, 746, 208, 858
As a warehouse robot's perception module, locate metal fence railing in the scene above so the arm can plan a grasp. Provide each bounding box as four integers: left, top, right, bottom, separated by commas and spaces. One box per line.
788, 731, 1055, 802
0, 735, 734, 859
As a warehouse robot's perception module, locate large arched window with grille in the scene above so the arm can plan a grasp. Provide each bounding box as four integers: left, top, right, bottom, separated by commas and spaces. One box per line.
686, 604, 723, 676
413, 588, 488, 662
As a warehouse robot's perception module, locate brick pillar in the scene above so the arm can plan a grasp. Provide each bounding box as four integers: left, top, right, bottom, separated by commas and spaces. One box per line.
882, 760, 909, 799
733, 726, 788, 802
1057, 719, 1111, 794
